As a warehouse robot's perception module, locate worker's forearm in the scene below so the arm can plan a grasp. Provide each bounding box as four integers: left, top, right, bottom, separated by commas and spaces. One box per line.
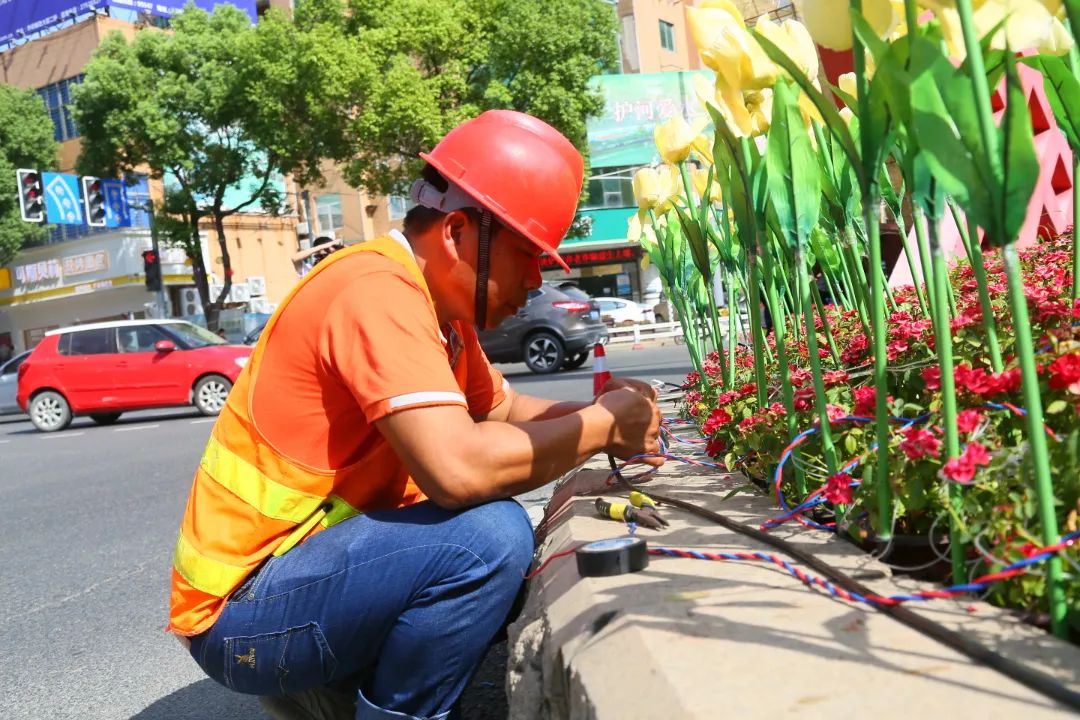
505, 392, 592, 422
450, 404, 613, 506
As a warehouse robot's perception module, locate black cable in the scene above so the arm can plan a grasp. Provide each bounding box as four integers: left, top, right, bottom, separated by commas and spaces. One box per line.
607, 455, 1080, 711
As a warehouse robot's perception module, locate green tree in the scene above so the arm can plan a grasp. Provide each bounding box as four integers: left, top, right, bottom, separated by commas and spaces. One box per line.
0, 84, 58, 265
73, 4, 331, 328
291, 0, 619, 194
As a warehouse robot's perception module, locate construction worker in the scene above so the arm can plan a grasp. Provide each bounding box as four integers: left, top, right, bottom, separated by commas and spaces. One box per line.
168, 110, 663, 720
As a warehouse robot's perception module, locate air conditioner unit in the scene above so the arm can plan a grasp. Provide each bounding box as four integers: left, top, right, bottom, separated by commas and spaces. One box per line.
228, 282, 251, 304
250, 298, 273, 315
296, 222, 310, 237
247, 276, 267, 296
179, 288, 201, 317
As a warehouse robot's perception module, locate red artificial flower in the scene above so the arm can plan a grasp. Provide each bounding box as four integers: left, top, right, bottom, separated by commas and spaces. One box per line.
767, 402, 786, 415
823, 473, 855, 505
702, 408, 733, 434
1047, 352, 1080, 395
685, 371, 701, 386
793, 397, 811, 411
705, 436, 726, 457
898, 426, 942, 460
738, 382, 757, 397
688, 404, 700, 417
940, 443, 992, 484
840, 334, 869, 365
706, 350, 720, 363
826, 404, 847, 423
703, 360, 722, 378
788, 367, 811, 387
956, 409, 983, 434
716, 390, 740, 406
823, 369, 850, 386
886, 339, 910, 361
852, 387, 877, 417
922, 366, 941, 392
684, 390, 702, 405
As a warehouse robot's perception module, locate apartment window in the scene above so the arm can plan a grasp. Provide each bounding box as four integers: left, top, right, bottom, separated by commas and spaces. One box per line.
583, 167, 636, 210
36, 75, 84, 142
659, 20, 676, 52
315, 194, 344, 232
388, 194, 415, 221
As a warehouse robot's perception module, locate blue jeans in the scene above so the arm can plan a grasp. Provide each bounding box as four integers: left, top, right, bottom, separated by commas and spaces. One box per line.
188, 499, 535, 720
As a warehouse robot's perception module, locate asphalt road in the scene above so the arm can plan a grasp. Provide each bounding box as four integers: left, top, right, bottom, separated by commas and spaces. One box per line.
0, 343, 692, 720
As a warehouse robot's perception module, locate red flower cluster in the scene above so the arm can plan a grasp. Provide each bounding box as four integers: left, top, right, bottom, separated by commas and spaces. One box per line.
852, 387, 876, 417
953, 363, 1021, 397
898, 427, 941, 460
956, 409, 984, 433
1047, 352, 1080, 395
702, 408, 733, 435
940, 443, 992, 484
922, 366, 941, 391
823, 473, 855, 504
705, 436, 726, 457
840, 334, 869, 365
823, 369, 849, 386
826, 404, 847, 423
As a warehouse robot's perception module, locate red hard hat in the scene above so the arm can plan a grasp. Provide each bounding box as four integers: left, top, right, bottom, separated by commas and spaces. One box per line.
419, 110, 584, 272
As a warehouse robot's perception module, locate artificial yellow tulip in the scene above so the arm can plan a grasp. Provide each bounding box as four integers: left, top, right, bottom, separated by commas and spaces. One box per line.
794, 0, 897, 51
654, 115, 707, 164
744, 88, 773, 136
693, 73, 755, 137
838, 72, 858, 100
839, 107, 855, 126
938, 0, 1073, 58
655, 164, 683, 213
687, 4, 777, 90
632, 167, 661, 211
691, 133, 714, 164
755, 17, 819, 81
690, 166, 723, 203
627, 212, 643, 242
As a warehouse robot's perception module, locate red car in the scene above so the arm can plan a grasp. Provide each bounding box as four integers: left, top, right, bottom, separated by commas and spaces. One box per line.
17, 319, 252, 432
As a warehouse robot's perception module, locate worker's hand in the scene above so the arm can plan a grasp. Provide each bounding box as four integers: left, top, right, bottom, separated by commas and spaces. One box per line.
595, 388, 664, 467
597, 376, 658, 401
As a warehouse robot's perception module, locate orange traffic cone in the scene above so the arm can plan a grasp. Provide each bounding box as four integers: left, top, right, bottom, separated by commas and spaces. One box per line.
592, 343, 612, 397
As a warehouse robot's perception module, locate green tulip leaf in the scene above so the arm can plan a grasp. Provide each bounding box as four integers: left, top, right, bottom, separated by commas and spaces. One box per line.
766, 80, 821, 250
753, 30, 864, 187
998, 53, 1039, 246
1020, 54, 1080, 151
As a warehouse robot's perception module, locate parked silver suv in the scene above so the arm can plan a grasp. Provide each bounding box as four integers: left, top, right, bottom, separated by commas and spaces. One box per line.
478, 283, 609, 374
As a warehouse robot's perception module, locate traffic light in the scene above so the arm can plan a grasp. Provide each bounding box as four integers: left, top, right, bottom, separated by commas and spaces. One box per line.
16, 169, 45, 223
81, 176, 106, 227
142, 249, 162, 292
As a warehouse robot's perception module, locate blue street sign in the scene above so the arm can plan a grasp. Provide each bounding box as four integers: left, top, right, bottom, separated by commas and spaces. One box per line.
42, 172, 84, 225
101, 179, 131, 227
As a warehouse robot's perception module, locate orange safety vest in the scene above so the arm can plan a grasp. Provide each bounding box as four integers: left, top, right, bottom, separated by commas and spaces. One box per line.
168, 235, 433, 636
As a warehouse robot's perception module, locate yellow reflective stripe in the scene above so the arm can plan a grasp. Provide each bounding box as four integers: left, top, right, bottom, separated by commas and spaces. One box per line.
201, 436, 325, 523
173, 532, 249, 598
322, 494, 361, 528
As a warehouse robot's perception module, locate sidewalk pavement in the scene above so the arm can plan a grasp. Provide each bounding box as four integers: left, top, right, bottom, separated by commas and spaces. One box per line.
507, 454, 1080, 719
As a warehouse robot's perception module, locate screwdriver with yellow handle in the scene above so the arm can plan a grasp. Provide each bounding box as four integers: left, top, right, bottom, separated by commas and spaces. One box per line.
594, 497, 669, 530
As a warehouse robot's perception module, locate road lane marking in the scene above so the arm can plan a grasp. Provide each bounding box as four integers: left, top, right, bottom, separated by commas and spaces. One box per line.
39, 432, 85, 439
190, 418, 215, 424
115, 424, 160, 432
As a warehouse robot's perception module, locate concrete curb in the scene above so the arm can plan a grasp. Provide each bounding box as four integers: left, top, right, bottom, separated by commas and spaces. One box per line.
507, 459, 1080, 719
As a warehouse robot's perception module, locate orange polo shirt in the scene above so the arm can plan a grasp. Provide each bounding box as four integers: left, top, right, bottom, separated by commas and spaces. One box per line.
250, 231, 507, 510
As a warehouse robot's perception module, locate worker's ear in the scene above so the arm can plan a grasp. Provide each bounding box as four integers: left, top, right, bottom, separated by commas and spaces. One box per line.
439, 209, 472, 263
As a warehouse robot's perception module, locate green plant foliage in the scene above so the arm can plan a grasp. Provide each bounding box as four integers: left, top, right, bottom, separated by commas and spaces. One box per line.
765, 80, 820, 250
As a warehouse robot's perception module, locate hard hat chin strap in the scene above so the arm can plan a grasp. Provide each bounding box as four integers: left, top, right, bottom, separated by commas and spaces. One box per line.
475, 210, 493, 331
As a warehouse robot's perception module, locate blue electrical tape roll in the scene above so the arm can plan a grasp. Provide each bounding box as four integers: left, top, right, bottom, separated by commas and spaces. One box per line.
575, 537, 649, 577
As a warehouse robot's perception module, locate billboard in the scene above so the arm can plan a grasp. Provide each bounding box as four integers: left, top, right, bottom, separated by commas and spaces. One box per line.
586, 70, 712, 168
0, 1, 257, 47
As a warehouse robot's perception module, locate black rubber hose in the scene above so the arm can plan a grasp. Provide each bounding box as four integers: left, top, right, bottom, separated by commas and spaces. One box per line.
608, 455, 1080, 711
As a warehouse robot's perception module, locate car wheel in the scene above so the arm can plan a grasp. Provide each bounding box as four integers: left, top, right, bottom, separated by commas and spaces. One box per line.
29, 391, 72, 433
90, 412, 122, 425
193, 375, 232, 416
523, 332, 565, 374
563, 351, 589, 370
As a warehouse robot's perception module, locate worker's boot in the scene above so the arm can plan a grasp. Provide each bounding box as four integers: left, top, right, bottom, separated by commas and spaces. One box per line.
258, 686, 356, 720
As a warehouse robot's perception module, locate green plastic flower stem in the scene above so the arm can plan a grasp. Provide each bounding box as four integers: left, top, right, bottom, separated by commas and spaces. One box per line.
1074, 158, 1080, 300
727, 269, 739, 388
954, 211, 1004, 373
896, 213, 930, 318
839, 228, 870, 327
811, 280, 842, 366
912, 203, 939, 315
745, 250, 770, 409
763, 246, 806, 498
797, 248, 839, 477
1002, 243, 1068, 637
927, 210, 966, 585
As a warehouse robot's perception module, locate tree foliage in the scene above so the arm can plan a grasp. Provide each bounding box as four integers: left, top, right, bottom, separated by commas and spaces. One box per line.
0, 84, 58, 265
72, 4, 324, 326
290, 0, 619, 194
